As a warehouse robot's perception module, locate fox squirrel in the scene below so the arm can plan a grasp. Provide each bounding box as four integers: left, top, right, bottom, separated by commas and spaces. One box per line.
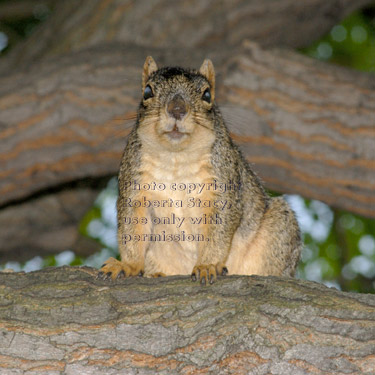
98, 56, 302, 284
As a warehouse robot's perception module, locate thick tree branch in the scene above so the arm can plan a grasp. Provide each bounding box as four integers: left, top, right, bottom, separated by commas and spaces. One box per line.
0, 0, 372, 73
0, 267, 374, 374
1, 43, 374, 212
220, 41, 375, 218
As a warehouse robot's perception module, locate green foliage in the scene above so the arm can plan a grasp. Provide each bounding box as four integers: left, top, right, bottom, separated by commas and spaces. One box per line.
296, 7, 375, 293
79, 206, 102, 237
301, 9, 375, 72
0, 0, 53, 54
295, 197, 375, 293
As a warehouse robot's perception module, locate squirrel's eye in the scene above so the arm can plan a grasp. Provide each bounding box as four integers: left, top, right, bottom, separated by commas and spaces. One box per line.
143, 85, 154, 100
202, 88, 211, 103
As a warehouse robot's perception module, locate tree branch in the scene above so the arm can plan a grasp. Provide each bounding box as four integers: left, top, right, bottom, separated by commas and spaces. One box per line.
1, 43, 374, 213
0, 267, 374, 374
0, 0, 372, 73
220, 41, 375, 218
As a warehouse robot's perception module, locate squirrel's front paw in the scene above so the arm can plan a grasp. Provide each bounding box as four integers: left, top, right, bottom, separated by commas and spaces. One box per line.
149, 272, 167, 278
96, 257, 144, 281
191, 263, 228, 285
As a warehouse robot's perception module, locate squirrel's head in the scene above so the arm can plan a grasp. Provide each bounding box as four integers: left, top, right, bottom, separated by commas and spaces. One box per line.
137, 56, 217, 152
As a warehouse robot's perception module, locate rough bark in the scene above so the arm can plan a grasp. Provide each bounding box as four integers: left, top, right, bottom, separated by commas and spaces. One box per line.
0, 0, 372, 73
0, 267, 374, 374
1, 43, 374, 210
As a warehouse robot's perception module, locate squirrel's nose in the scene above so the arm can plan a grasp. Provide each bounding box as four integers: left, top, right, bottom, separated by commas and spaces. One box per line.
167, 94, 187, 120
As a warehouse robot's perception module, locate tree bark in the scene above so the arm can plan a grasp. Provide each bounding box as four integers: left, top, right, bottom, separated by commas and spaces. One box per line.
0, 0, 372, 73
1, 43, 374, 210
0, 267, 374, 374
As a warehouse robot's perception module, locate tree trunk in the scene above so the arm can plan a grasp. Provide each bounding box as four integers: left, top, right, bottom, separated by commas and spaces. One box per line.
0, 267, 374, 374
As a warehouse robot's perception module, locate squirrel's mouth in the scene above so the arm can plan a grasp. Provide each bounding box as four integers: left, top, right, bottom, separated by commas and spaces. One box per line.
164, 124, 187, 140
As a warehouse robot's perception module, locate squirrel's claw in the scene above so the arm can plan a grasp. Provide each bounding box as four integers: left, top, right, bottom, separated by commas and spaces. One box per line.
150, 272, 167, 278
116, 270, 126, 280
191, 263, 227, 285
221, 267, 229, 276
97, 257, 144, 281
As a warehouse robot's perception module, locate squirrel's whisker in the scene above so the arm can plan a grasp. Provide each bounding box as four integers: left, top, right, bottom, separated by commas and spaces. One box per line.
97, 56, 302, 284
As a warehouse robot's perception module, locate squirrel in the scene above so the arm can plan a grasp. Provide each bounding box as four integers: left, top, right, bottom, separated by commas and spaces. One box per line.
97, 56, 302, 284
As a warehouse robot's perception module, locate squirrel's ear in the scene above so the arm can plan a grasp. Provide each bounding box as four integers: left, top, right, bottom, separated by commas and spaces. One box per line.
199, 59, 215, 95
142, 56, 158, 90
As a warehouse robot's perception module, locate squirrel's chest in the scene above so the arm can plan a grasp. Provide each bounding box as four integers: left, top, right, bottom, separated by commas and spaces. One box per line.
135, 151, 217, 274
138, 151, 217, 210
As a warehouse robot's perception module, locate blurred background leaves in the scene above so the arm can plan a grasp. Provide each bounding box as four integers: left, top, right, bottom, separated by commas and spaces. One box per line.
302, 8, 375, 72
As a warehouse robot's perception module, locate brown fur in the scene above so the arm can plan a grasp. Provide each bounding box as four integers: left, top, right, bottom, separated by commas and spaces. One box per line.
98, 57, 302, 284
